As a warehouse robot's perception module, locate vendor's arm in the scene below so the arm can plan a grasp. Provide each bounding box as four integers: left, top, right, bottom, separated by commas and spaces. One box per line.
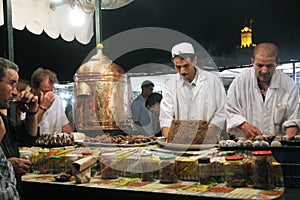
282, 85, 300, 138
226, 77, 262, 139
159, 79, 175, 138
161, 127, 170, 137
238, 121, 262, 140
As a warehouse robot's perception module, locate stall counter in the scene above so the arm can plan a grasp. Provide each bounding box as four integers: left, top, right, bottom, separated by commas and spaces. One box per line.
22, 173, 285, 200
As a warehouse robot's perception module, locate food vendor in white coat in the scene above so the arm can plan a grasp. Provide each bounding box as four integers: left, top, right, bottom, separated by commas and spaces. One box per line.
226, 42, 300, 140
159, 42, 226, 142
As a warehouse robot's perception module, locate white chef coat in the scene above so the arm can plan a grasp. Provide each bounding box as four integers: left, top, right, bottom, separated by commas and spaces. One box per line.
159, 66, 226, 130
38, 94, 70, 134
226, 67, 300, 136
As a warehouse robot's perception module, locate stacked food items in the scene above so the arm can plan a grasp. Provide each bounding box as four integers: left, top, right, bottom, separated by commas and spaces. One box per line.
84, 133, 157, 145
218, 135, 300, 147
34, 133, 75, 147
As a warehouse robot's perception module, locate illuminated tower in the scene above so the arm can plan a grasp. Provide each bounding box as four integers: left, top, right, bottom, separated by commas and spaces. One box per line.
240, 18, 256, 48
235, 18, 256, 65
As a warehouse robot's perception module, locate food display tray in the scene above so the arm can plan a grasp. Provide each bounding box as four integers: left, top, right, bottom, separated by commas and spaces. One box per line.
156, 139, 218, 151
83, 141, 153, 148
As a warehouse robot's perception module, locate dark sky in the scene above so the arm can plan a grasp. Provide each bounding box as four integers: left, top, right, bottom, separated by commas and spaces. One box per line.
1, 0, 300, 82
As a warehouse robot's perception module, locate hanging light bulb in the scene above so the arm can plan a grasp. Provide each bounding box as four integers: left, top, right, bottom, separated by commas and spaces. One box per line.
69, 4, 86, 26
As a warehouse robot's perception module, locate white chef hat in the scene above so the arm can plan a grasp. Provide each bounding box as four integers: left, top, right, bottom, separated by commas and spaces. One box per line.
171, 42, 195, 58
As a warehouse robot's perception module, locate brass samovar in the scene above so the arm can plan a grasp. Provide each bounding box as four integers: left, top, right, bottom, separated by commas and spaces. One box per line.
73, 44, 131, 135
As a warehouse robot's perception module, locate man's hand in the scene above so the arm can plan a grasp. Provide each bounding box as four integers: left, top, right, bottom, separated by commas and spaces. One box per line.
285, 126, 299, 138
8, 157, 31, 175
239, 121, 262, 140
18, 90, 39, 112
39, 91, 55, 110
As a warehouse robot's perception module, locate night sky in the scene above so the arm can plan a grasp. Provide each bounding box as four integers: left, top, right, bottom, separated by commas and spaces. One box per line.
1, 0, 300, 82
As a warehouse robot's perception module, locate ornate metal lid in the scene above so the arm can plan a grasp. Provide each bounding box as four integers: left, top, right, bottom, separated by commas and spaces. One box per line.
75, 44, 125, 75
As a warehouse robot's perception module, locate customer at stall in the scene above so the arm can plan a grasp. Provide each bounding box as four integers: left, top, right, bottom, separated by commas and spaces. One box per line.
0, 57, 39, 199
131, 80, 154, 135
145, 92, 163, 137
30, 67, 73, 134
226, 42, 300, 140
159, 42, 226, 143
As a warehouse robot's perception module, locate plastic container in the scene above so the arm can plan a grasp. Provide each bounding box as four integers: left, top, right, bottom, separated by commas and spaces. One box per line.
159, 154, 178, 183
224, 155, 247, 187
251, 151, 274, 189
65, 154, 79, 175
100, 152, 119, 179
198, 157, 211, 185
140, 153, 154, 182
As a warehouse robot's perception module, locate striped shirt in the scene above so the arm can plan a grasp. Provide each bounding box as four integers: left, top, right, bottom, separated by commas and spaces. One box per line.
0, 146, 19, 200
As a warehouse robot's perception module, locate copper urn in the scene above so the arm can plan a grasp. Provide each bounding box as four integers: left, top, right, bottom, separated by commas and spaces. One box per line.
73, 44, 131, 134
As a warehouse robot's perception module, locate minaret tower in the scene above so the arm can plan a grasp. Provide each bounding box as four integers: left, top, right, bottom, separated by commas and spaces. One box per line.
235, 18, 256, 65
240, 18, 256, 48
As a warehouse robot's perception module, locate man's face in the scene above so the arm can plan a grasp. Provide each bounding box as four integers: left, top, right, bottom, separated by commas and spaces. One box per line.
252, 55, 278, 83
143, 85, 154, 97
32, 77, 54, 97
173, 56, 196, 83
0, 69, 19, 109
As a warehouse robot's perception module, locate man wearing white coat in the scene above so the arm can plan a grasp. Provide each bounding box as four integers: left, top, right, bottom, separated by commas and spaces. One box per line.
226, 42, 300, 139
159, 42, 226, 142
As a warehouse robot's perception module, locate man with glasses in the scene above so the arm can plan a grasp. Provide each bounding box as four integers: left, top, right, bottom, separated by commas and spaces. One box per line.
0, 57, 39, 199
30, 67, 73, 134
226, 42, 300, 139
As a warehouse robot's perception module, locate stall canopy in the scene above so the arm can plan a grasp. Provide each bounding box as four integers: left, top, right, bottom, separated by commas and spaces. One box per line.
0, 0, 133, 44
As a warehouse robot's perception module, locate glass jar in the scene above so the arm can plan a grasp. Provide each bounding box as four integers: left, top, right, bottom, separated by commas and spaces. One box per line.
251, 151, 274, 189
50, 156, 64, 174
224, 155, 247, 187
198, 157, 211, 185
100, 152, 119, 179
140, 153, 154, 182
159, 155, 178, 183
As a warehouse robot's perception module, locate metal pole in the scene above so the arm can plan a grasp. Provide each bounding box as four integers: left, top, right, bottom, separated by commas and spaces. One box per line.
94, 0, 102, 44
293, 61, 296, 83
4, 0, 14, 61
3, 0, 16, 120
